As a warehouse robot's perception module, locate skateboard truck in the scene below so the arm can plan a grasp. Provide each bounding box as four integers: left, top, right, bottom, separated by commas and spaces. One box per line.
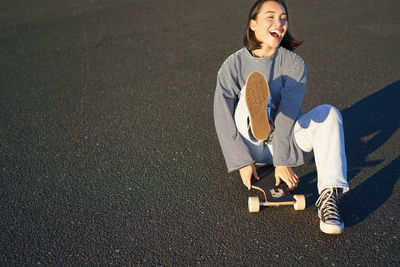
248, 193, 306, 213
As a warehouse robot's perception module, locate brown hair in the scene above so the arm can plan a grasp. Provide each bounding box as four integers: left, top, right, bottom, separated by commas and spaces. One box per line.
243, 0, 303, 51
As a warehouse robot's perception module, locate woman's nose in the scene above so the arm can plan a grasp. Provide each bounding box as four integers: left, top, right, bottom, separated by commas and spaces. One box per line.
274, 19, 282, 27
273, 18, 283, 27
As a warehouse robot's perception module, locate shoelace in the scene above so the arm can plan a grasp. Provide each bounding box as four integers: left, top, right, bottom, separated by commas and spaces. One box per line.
316, 188, 341, 222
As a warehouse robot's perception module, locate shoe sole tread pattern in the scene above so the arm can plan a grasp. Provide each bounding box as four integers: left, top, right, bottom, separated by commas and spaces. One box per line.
245, 72, 270, 141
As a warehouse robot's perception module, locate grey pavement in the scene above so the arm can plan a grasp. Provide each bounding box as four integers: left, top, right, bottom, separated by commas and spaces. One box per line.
1, 0, 399, 265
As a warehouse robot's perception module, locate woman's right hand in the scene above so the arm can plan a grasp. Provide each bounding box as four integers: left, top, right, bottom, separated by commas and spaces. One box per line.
239, 165, 259, 190
274, 166, 299, 190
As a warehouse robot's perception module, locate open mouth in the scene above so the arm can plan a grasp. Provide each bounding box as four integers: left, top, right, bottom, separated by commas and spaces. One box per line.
269, 29, 281, 39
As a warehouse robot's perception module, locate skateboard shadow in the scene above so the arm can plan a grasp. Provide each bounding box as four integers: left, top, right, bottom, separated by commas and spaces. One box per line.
299, 80, 400, 226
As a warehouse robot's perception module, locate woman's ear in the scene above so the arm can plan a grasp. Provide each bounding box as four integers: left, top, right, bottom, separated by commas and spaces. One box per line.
250, 20, 256, 31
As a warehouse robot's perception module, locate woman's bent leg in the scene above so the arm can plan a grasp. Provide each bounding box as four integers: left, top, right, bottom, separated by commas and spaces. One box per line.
234, 85, 273, 165
294, 104, 349, 234
294, 104, 349, 194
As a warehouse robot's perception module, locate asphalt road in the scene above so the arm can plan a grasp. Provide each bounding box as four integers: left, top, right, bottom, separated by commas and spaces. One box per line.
1, 0, 399, 265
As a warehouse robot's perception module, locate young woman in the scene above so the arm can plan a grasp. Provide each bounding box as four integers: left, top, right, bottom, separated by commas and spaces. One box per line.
213, 0, 349, 234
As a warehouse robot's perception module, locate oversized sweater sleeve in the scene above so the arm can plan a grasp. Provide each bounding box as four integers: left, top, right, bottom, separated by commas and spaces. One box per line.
273, 55, 307, 167
213, 66, 255, 172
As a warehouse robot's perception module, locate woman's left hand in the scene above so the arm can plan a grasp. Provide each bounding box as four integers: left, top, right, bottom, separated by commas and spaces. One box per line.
274, 166, 299, 190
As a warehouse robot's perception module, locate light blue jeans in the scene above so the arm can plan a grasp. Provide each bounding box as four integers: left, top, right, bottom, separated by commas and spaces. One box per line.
234, 89, 349, 194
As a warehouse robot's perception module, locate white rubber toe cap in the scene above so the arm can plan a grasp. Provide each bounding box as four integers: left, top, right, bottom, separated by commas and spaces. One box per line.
320, 220, 344, 234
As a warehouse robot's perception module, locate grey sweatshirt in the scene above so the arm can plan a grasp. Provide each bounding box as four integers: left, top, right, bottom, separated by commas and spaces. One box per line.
214, 47, 307, 172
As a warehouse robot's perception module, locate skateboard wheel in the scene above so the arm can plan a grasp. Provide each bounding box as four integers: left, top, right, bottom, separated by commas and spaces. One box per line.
248, 197, 260, 212
293, 195, 306, 210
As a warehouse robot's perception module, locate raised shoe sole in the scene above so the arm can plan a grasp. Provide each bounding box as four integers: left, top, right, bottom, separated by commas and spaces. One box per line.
245, 72, 270, 141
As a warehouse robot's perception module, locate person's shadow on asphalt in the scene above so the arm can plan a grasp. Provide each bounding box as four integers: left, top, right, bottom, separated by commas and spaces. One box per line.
298, 80, 400, 227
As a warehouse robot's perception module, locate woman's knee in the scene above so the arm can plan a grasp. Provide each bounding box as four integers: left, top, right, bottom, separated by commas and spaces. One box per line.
315, 104, 343, 123
325, 104, 343, 123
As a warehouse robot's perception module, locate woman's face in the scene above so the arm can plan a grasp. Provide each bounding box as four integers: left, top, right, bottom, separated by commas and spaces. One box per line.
250, 1, 288, 50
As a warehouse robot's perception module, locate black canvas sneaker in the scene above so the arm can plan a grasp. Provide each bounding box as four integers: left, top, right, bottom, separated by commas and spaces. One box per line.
316, 187, 344, 234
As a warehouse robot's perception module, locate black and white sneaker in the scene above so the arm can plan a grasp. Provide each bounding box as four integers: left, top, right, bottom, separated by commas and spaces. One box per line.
316, 188, 344, 234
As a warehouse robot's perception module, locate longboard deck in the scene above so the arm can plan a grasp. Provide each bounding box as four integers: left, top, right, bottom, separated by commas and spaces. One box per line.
251, 166, 296, 205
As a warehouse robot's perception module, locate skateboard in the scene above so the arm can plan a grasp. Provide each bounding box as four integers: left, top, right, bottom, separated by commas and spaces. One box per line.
248, 166, 306, 212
